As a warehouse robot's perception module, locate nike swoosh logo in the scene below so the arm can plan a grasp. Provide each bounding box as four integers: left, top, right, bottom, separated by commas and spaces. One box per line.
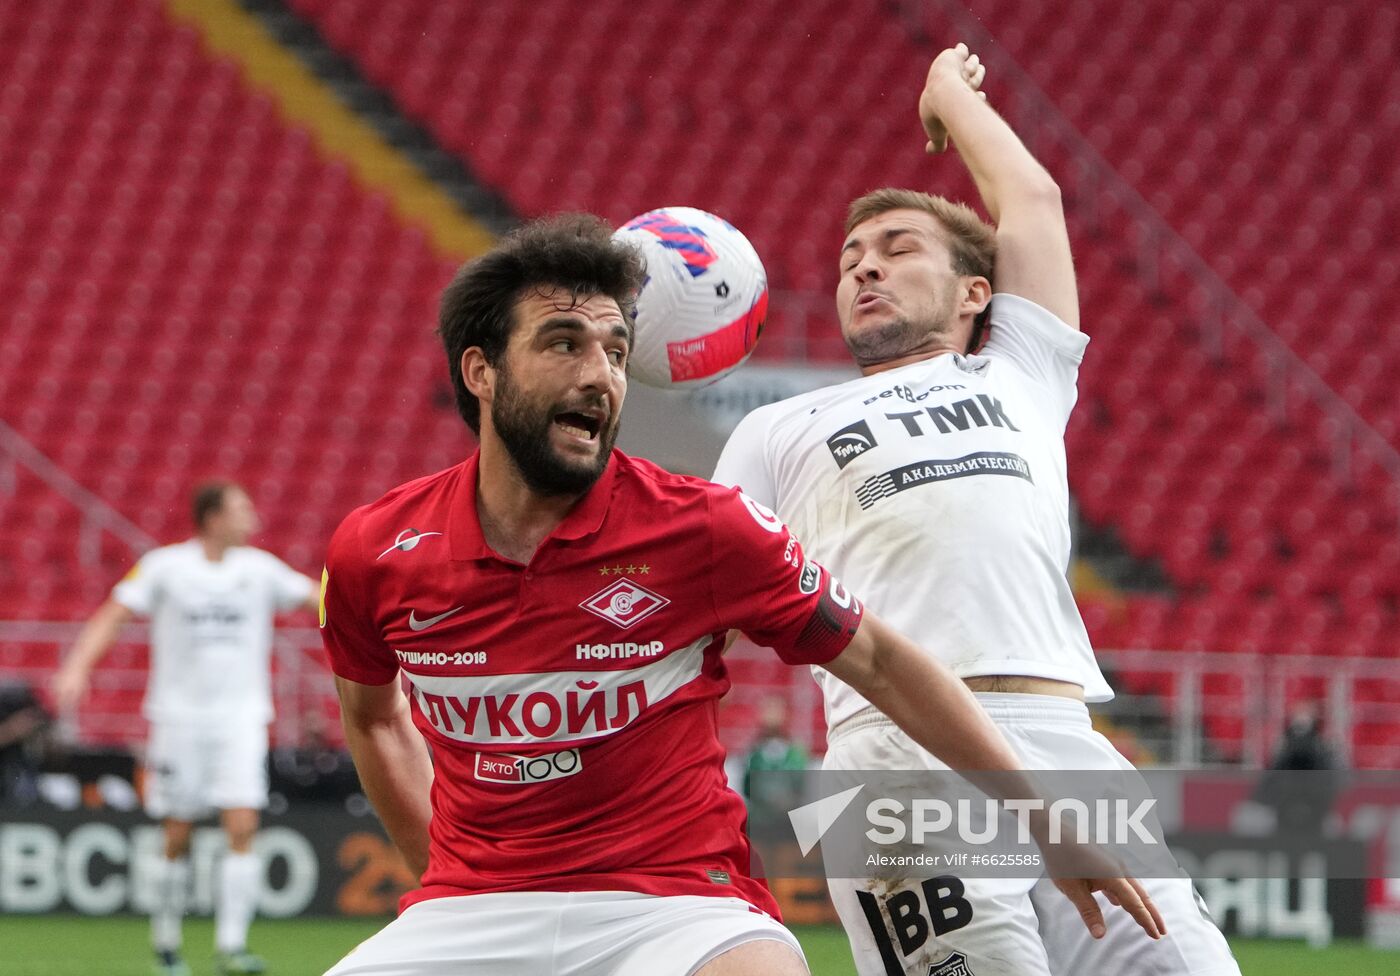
407, 607, 464, 631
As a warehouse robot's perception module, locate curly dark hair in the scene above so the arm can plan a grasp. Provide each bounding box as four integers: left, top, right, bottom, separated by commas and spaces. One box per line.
437, 213, 646, 434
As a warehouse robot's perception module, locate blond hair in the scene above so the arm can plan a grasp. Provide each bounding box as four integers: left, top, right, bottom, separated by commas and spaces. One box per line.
845, 188, 996, 281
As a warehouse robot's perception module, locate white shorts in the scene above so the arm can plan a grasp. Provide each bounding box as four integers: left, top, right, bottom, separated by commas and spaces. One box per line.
824, 694, 1241, 976
144, 720, 269, 821
323, 891, 805, 976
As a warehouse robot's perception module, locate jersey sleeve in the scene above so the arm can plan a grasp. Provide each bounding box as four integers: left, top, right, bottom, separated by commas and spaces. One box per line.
263, 553, 316, 612
980, 293, 1090, 431
706, 486, 863, 667
320, 510, 399, 685
712, 407, 778, 507
111, 551, 160, 616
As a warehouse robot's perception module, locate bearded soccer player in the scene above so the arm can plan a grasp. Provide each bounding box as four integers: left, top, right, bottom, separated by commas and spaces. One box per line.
54, 482, 319, 976
714, 45, 1239, 976
318, 215, 1161, 976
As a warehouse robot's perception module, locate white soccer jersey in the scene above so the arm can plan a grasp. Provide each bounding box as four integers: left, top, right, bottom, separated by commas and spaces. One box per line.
714, 294, 1112, 728
112, 540, 315, 724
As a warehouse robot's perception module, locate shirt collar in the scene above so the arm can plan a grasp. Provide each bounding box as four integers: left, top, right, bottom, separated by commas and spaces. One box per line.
448, 449, 620, 561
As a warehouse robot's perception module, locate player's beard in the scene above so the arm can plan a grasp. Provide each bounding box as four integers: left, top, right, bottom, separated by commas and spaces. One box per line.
842, 286, 961, 366
491, 364, 619, 497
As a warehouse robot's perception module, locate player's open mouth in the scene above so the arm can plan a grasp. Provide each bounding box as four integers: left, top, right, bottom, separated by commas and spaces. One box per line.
554, 411, 602, 441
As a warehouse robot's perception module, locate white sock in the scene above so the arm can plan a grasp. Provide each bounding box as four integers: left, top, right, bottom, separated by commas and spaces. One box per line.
215, 851, 260, 954
150, 857, 189, 953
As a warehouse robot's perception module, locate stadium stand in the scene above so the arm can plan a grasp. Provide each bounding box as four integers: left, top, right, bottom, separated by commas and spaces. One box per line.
0, 0, 465, 605
285, 0, 1400, 761
0, 0, 466, 738
1, 0, 1395, 761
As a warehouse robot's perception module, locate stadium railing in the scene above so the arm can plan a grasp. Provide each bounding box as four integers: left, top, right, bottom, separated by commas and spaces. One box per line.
5, 619, 1394, 770
0, 419, 154, 567
1095, 647, 1397, 768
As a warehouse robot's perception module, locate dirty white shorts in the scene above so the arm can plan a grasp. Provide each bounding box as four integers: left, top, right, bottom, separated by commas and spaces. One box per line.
824, 695, 1241, 976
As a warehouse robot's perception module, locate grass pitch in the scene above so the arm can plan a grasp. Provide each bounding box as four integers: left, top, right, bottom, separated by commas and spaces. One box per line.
0, 915, 1396, 974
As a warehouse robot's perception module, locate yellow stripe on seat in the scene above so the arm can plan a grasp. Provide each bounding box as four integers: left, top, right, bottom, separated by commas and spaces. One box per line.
166, 0, 495, 259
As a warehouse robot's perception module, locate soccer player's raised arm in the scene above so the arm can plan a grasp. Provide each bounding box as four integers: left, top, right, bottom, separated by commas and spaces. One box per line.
825, 614, 1163, 941
52, 598, 135, 711
921, 43, 1080, 330
335, 674, 434, 880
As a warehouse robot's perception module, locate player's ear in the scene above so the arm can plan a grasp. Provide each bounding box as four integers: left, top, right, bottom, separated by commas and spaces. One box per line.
461, 347, 494, 405
961, 275, 992, 316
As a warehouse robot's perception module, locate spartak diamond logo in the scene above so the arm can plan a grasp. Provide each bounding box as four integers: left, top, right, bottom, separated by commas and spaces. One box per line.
580, 578, 670, 629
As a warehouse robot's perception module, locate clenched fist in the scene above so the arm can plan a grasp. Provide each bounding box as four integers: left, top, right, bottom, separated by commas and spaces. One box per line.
919, 42, 988, 154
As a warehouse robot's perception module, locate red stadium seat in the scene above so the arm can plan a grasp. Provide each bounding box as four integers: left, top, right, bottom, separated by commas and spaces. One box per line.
7, 0, 1399, 757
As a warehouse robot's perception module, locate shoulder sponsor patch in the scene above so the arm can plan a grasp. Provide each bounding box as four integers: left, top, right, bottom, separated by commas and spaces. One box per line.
797, 558, 821, 595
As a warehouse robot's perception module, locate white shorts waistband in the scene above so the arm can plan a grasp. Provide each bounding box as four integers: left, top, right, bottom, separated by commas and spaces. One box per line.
829, 694, 1091, 745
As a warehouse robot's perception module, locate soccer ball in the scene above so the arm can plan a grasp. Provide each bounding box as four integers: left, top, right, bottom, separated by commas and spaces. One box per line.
614, 207, 768, 389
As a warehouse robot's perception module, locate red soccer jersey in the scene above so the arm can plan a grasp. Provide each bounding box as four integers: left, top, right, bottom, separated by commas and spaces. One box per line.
321, 450, 863, 916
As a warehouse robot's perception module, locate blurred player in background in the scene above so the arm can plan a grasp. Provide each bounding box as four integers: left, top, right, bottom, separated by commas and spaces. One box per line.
53, 481, 318, 976
715, 44, 1239, 976
317, 215, 1159, 976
